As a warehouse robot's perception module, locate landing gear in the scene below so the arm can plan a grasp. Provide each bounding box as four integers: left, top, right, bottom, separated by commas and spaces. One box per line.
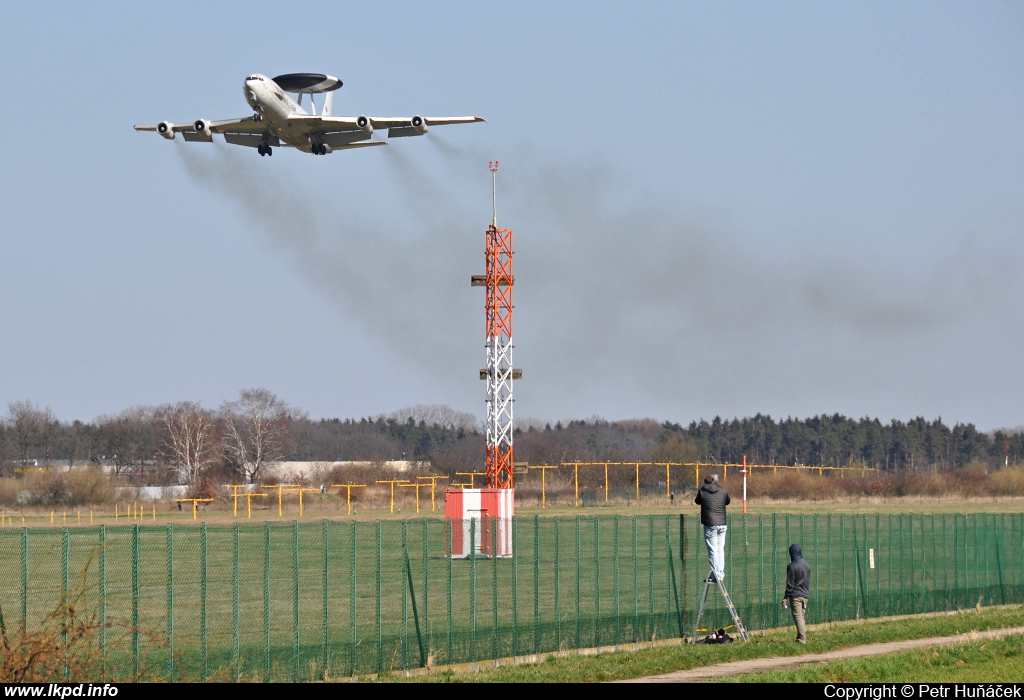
258, 144, 272, 156
312, 143, 326, 155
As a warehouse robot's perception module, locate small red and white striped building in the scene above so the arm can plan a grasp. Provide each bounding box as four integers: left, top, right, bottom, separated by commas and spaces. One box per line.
445, 488, 514, 557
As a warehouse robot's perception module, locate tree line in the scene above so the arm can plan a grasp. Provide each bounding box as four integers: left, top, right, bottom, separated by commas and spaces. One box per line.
1, 392, 1021, 485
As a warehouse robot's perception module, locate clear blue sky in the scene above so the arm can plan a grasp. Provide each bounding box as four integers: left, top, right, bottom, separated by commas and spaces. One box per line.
1, 2, 1022, 429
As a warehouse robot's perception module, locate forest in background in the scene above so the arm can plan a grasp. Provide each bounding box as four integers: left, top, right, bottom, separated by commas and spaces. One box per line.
1, 390, 1022, 484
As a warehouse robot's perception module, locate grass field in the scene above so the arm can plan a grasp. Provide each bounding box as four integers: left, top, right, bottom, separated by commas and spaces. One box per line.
2, 506, 1023, 681
724, 633, 1024, 683
388, 606, 1024, 682
4, 493, 1023, 528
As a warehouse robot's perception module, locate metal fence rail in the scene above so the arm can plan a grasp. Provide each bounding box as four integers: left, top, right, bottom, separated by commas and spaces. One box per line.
1, 513, 1021, 680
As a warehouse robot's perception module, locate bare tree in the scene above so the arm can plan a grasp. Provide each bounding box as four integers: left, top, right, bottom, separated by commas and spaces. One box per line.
7, 400, 57, 467
221, 388, 293, 483
96, 406, 159, 477
159, 402, 217, 484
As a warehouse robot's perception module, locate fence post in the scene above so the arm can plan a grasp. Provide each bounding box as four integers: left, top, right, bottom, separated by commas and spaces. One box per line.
422, 519, 429, 646
613, 516, 621, 646
875, 513, 881, 618
233, 522, 240, 680
772, 513, 778, 628
972, 514, 979, 604
264, 521, 271, 682
62, 527, 69, 679
666, 519, 683, 639
469, 518, 477, 662
132, 523, 139, 680
445, 519, 452, 665
911, 514, 919, 614
201, 522, 208, 681
941, 514, 949, 612
887, 514, 894, 616
851, 517, 859, 619
840, 514, 847, 619
322, 519, 329, 679
575, 516, 582, 649
20, 527, 27, 635
628, 517, 637, 640
293, 520, 300, 681
511, 516, 519, 656
350, 521, 357, 677
166, 523, 174, 682
374, 520, 384, 672
554, 517, 561, 650
594, 518, 601, 646
491, 517, 499, 660
759, 516, 765, 630
930, 514, 939, 612
742, 514, 749, 628
401, 519, 409, 670
533, 515, 540, 654
647, 516, 655, 639
827, 513, 834, 622
98, 525, 105, 675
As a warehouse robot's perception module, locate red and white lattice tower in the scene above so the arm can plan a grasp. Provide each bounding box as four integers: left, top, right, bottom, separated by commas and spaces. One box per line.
482, 161, 515, 489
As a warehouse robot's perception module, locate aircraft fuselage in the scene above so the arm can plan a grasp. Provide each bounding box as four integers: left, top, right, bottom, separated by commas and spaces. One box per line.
243, 74, 320, 152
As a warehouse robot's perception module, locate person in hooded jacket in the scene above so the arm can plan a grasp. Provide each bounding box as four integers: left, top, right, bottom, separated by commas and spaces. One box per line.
694, 475, 729, 582
782, 543, 811, 643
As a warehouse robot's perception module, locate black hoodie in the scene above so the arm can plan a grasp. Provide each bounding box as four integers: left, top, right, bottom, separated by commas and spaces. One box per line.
784, 544, 811, 599
694, 482, 730, 526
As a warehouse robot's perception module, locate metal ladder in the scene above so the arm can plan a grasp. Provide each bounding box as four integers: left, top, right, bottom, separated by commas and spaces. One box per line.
691, 572, 750, 643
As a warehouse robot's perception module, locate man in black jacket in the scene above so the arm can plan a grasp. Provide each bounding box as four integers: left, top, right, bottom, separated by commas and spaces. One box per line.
694, 475, 729, 582
782, 543, 811, 643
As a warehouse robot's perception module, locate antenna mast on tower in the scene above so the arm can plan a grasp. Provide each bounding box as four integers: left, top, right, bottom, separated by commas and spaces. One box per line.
471, 161, 518, 489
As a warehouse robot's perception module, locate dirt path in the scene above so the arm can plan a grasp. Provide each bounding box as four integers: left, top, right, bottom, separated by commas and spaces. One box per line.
621, 626, 1024, 682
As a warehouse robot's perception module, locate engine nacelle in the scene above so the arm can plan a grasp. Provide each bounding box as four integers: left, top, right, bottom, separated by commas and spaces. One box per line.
157, 121, 175, 140
410, 115, 428, 134
356, 115, 373, 135
321, 144, 333, 154
193, 119, 213, 138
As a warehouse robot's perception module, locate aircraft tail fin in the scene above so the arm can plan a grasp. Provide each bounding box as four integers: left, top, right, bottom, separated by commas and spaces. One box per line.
323, 90, 333, 116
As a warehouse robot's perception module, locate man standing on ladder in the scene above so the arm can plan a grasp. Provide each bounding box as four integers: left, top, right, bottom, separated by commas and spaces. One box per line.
695, 474, 730, 582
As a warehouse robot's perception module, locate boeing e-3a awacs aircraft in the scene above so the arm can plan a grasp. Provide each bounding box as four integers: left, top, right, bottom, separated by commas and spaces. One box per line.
134, 72, 483, 156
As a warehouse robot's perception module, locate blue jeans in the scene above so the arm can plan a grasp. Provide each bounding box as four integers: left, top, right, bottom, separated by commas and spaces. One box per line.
704, 525, 727, 581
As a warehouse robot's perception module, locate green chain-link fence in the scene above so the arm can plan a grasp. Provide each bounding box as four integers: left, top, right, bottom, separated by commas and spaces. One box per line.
1, 513, 1021, 680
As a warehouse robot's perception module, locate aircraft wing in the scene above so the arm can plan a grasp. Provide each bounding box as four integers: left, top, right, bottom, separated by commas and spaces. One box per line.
368, 116, 485, 128
286, 114, 484, 138
134, 117, 270, 141
205, 117, 272, 134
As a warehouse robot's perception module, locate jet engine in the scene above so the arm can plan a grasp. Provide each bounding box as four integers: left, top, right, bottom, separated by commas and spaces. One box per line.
157, 122, 175, 140
410, 115, 428, 134
193, 119, 213, 138
356, 115, 373, 135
